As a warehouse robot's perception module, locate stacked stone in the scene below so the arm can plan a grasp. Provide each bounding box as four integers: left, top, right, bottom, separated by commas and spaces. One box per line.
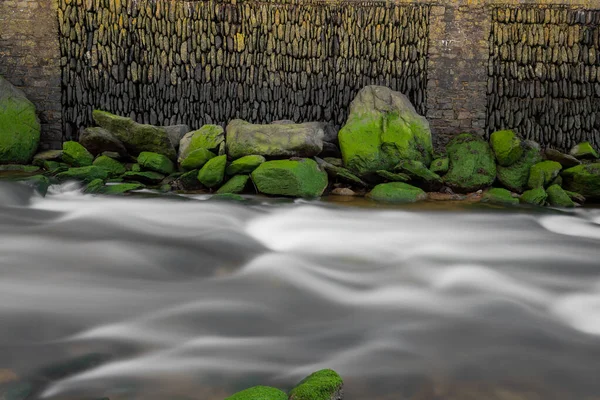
487, 7, 600, 152
57, 0, 429, 139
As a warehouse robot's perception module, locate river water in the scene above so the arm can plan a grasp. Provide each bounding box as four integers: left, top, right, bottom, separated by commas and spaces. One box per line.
1, 182, 600, 400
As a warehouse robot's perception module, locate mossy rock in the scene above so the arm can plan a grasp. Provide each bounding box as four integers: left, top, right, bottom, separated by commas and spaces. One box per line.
430, 157, 449, 174
137, 151, 175, 174
544, 148, 581, 168
102, 183, 146, 195
367, 182, 427, 203
55, 166, 109, 183
569, 141, 599, 160
316, 157, 366, 187
180, 148, 216, 171
323, 157, 343, 167
226, 155, 266, 175
211, 193, 246, 202
92, 155, 126, 176
43, 161, 68, 172
130, 163, 141, 172
175, 169, 202, 190
122, 171, 165, 184
32, 150, 62, 166
481, 188, 519, 205
62, 141, 94, 167
395, 159, 442, 189
376, 170, 410, 182
561, 163, 600, 200
79, 126, 128, 157
197, 154, 227, 188
520, 188, 547, 206
527, 160, 562, 189
84, 178, 105, 194
19, 174, 51, 196
490, 129, 522, 167
178, 125, 224, 161
564, 190, 586, 204
496, 140, 542, 193
251, 158, 328, 198
546, 184, 575, 207
224, 386, 287, 400
0, 164, 40, 173
289, 369, 343, 400
0, 75, 41, 164
216, 175, 249, 194
443, 133, 496, 193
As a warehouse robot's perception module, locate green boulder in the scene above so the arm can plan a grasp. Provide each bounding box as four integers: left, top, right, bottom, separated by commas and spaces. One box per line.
180, 148, 216, 170
430, 157, 449, 174
443, 133, 496, 193
561, 163, 600, 200
546, 184, 575, 207
137, 151, 175, 174
527, 160, 562, 189
122, 171, 165, 184
490, 129, 522, 167
251, 158, 328, 198
338, 85, 433, 174
0, 75, 41, 164
520, 188, 548, 206
178, 125, 224, 161
225, 386, 287, 400
367, 182, 427, 203
226, 155, 266, 175
289, 369, 344, 400
481, 188, 519, 205
569, 142, 599, 160
62, 141, 94, 167
216, 175, 249, 194
55, 166, 109, 182
496, 140, 542, 193
92, 155, 126, 176
316, 157, 367, 187
43, 161, 68, 172
197, 154, 227, 188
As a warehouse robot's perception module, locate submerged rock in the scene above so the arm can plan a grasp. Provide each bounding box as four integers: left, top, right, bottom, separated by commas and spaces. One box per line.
180, 148, 216, 170
443, 133, 496, 193
367, 182, 427, 203
178, 125, 224, 161
569, 141, 599, 160
520, 187, 548, 206
338, 85, 433, 174
490, 129, 522, 167
79, 127, 128, 157
331, 187, 358, 196
216, 175, 249, 194
482, 188, 519, 205
497, 140, 541, 193
527, 160, 562, 189
197, 154, 227, 188
55, 166, 109, 182
226, 154, 265, 175
546, 184, 575, 207
137, 151, 175, 175
561, 163, 600, 200
92, 155, 126, 176
225, 386, 287, 400
0, 75, 41, 164
251, 158, 328, 198
62, 141, 94, 167
289, 369, 343, 400
544, 148, 581, 168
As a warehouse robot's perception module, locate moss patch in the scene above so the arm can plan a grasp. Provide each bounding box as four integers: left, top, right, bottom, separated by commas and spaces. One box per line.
62, 141, 94, 167
443, 133, 496, 193
180, 148, 216, 171
429, 157, 449, 174
490, 129, 522, 167
225, 386, 287, 400
289, 369, 343, 400
55, 166, 109, 183
122, 171, 165, 184
395, 159, 442, 188
179, 125, 224, 161
496, 140, 541, 193
251, 158, 328, 198
569, 142, 599, 160
367, 182, 427, 203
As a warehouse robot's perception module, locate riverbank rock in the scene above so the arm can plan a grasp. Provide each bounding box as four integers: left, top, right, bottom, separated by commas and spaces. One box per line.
544, 148, 581, 168
92, 155, 126, 176
180, 148, 216, 170
527, 161, 562, 189
561, 163, 600, 199
395, 159, 442, 190
289, 369, 343, 400
216, 175, 249, 194
338, 85, 433, 174
482, 188, 519, 205
197, 154, 226, 188
137, 152, 175, 175
92, 110, 176, 160
225, 386, 287, 400
178, 125, 224, 161
226, 155, 265, 175
164, 124, 190, 151
316, 157, 367, 187
251, 158, 328, 198
569, 142, 599, 160
497, 140, 541, 193
367, 182, 427, 203
122, 171, 165, 184
0, 75, 41, 164
520, 187, 548, 206
55, 166, 109, 182
547, 184, 575, 207
377, 170, 410, 182
79, 127, 128, 157
490, 129, 522, 167
32, 150, 62, 165
226, 119, 325, 159
19, 175, 51, 196
62, 141, 94, 167
443, 133, 496, 193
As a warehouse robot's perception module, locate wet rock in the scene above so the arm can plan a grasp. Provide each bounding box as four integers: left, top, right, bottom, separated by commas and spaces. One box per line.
92, 155, 126, 176
331, 187, 358, 196
569, 141, 599, 159
173, 169, 202, 191
216, 175, 249, 194
323, 157, 344, 167
520, 187, 548, 206
544, 148, 581, 168
62, 141, 94, 167
122, 170, 165, 184
178, 125, 224, 161
395, 159, 442, 190
376, 170, 410, 182
225, 386, 287, 400
443, 133, 496, 193
546, 184, 575, 207
163, 124, 191, 150
180, 148, 216, 170
251, 158, 328, 198
197, 154, 226, 188
316, 157, 366, 187
564, 190, 586, 204
561, 163, 600, 199
79, 127, 128, 157
55, 166, 109, 182
137, 151, 175, 174
429, 157, 449, 175
338, 85, 433, 174
18, 175, 51, 196
527, 160, 562, 189
490, 129, 523, 167
497, 140, 542, 193
226, 154, 265, 175
32, 150, 63, 165
0, 164, 39, 173
0, 75, 40, 164
289, 369, 343, 400
367, 182, 427, 203
481, 187, 519, 205
87, 181, 145, 195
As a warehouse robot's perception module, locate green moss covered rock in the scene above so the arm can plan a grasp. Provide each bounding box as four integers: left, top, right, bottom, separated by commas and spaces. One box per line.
338, 86, 433, 174
62, 141, 94, 167
197, 154, 227, 188
367, 182, 427, 203
85, 180, 145, 195
490, 129, 522, 167
316, 157, 366, 187
225, 386, 287, 400
289, 369, 343, 400
55, 166, 109, 182
0, 164, 39, 173
443, 133, 496, 193
430, 157, 449, 174
174, 169, 202, 190
482, 188, 519, 205
19, 175, 51, 196
395, 159, 442, 189
496, 140, 542, 193
527, 161, 562, 189
520, 188, 548, 206
251, 158, 328, 198
561, 163, 600, 200
216, 175, 249, 194
122, 171, 165, 184
226, 155, 266, 175
565, 190, 586, 204
376, 170, 410, 182
92, 155, 126, 176
178, 125, 224, 161
79, 126, 128, 157
0, 75, 41, 164
546, 184, 575, 207
569, 142, 599, 160
180, 148, 216, 170
32, 150, 62, 166
544, 148, 581, 168
137, 151, 175, 174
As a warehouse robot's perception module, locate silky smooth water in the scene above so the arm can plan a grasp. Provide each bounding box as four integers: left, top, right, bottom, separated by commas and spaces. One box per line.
1, 182, 600, 400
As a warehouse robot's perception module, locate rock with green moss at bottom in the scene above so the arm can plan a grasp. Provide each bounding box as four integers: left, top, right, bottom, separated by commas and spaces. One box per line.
224, 385, 287, 400
443, 133, 496, 193
121, 171, 165, 185
564, 190, 586, 204
180, 148, 216, 170
173, 169, 202, 191
0, 164, 39, 173
43, 161, 68, 172
178, 125, 224, 161
429, 157, 449, 175
216, 175, 249, 194
226, 155, 266, 175
92, 110, 176, 160
19, 175, 51, 196
544, 148, 581, 168
62, 141, 94, 167
561, 163, 600, 200
520, 188, 548, 206
338, 85, 433, 174
367, 182, 427, 203
490, 129, 523, 167
79, 126, 128, 157
376, 170, 410, 182
527, 160, 562, 189
289, 369, 343, 400
497, 140, 541, 193
197, 155, 227, 188
32, 150, 63, 166
55, 166, 109, 183
251, 158, 328, 198
92, 155, 126, 176
137, 151, 175, 175
546, 184, 575, 207
395, 159, 442, 190
481, 188, 519, 205
569, 141, 599, 160
0, 74, 40, 164
315, 157, 366, 187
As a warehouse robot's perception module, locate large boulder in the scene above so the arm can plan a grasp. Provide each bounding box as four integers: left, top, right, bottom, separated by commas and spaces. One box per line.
197, 154, 227, 188
527, 160, 562, 189
226, 155, 265, 175
79, 127, 128, 157
561, 163, 600, 200
178, 125, 224, 161
367, 182, 427, 203
289, 369, 343, 400
163, 124, 190, 151
216, 175, 249, 194
443, 133, 496, 193
62, 141, 94, 167
251, 158, 328, 198
92, 110, 176, 160
338, 85, 433, 174
496, 140, 541, 193
180, 148, 216, 170
92, 155, 126, 176
520, 187, 548, 206
226, 119, 325, 159
0, 75, 41, 164
490, 129, 522, 167
544, 148, 581, 168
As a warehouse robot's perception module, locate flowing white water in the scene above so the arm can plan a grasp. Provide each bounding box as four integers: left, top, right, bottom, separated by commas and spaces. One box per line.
1, 182, 600, 400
